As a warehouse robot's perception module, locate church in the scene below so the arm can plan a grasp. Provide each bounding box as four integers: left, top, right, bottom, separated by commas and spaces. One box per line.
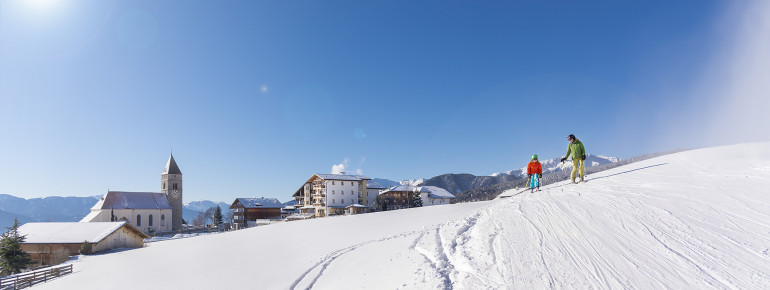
81, 154, 184, 234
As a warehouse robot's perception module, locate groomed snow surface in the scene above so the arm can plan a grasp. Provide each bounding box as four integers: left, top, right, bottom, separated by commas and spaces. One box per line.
38, 143, 770, 289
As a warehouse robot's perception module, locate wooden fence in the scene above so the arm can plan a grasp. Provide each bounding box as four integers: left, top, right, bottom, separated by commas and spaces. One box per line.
0, 264, 73, 290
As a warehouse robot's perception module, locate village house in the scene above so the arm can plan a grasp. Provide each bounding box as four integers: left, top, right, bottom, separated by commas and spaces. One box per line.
293, 174, 373, 217
378, 185, 456, 210
18, 222, 149, 266
81, 154, 184, 234
230, 197, 283, 230
417, 186, 457, 206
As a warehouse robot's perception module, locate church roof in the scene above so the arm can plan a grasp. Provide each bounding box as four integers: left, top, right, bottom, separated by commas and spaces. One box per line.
98, 191, 172, 210
163, 154, 182, 175
19, 221, 150, 244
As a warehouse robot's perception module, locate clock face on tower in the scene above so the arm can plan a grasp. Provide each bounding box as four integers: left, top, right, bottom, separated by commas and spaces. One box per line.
171, 190, 180, 199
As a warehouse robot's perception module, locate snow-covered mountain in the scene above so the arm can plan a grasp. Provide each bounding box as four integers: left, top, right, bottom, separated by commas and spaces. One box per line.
35, 143, 770, 289
399, 178, 424, 187
491, 154, 620, 177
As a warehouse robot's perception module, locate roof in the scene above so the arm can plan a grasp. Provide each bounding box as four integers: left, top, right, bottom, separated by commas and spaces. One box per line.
163, 154, 182, 175
19, 221, 150, 244
312, 174, 372, 182
366, 181, 387, 189
230, 198, 283, 209
80, 211, 101, 222
379, 185, 418, 195
345, 204, 368, 208
98, 191, 172, 210
420, 186, 456, 199
378, 185, 456, 199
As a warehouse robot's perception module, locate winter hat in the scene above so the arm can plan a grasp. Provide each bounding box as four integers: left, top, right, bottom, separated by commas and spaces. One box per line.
568, 134, 576, 140
532, 154, 538, 159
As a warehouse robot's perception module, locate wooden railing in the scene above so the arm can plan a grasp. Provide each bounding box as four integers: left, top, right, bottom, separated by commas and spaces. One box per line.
0, 264, 73, 289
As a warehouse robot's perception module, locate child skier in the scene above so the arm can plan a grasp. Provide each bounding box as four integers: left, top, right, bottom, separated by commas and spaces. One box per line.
527, 155, 543, 192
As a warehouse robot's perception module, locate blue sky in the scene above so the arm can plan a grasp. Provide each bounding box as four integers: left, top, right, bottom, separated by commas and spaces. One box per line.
2, 0, 767, 203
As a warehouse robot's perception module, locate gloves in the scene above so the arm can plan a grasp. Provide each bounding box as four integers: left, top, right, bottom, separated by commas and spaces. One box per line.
538, 174, 542, 178
581, 155, 586, 160
528, 174, 532, 178
560, 157, 567, 162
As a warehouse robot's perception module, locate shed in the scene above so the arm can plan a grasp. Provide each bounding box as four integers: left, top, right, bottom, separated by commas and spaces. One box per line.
18, 221, 149, 266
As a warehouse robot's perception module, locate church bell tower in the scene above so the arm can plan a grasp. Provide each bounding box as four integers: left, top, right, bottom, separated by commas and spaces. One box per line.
161, 153, 183, 231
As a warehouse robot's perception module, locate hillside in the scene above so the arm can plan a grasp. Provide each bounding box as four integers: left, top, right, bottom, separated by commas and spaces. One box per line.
36, 143, 770, 289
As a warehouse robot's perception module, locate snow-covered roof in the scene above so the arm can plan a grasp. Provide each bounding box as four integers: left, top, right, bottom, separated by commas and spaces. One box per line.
379, 185, 418, 195
379, 185, 456, 199
366, 181, 387, 189
313, 174, 371, 181
231, 198, 283, 209
80, 210, 101, 222
345, 204, 368, 208
19, 221, 149, 244
98, 191, 172, 210
420, 186, 456, 199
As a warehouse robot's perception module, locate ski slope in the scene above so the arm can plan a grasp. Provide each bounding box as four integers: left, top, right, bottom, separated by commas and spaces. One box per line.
37, 143, 770, 289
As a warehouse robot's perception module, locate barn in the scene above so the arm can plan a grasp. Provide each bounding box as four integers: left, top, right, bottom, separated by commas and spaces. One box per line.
18, 221, 149, 266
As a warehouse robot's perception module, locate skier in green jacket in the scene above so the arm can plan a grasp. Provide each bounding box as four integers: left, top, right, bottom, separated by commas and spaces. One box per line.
560, 134, 586, 183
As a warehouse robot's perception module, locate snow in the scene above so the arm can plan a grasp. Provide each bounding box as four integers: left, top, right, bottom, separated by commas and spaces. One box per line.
35, 142, 770, 289
19, 222, 128, 244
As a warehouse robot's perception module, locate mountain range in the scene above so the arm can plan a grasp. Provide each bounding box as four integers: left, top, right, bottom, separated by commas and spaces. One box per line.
379, 154, 621, 196
0, 194, 238, 229
0, 155, 619, 228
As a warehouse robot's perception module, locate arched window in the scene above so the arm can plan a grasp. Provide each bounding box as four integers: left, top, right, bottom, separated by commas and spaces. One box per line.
163, 183, 165, 189
173, 183, 178, 190
161, 215, 166, 226
136, 215, 142, 227
149, 215, 154, 227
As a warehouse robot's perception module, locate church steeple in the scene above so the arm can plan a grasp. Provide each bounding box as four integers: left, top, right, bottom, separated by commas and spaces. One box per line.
162, 153, 183, 230
163, 154, 182, 175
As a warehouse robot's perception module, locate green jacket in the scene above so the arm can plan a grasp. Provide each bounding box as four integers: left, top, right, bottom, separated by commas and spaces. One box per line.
564, 139, 586, 160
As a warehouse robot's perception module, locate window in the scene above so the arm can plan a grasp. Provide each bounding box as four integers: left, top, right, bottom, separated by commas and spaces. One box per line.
136, 215, 142, 227
162, 183, 165, 189
149, 215, 154, 227
351, 191, 354, 195
332, 199, 336, 204
173, 183, 178, 190
351, 199, 354, 203
342, 181, 345, 185
161, 215, 166, 226
332, 190, 335, 194
332, 181, 335, 185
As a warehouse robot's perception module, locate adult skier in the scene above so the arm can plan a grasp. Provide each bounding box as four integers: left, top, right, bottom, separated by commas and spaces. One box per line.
560, 134, 586, 183
527, 154, 543, 192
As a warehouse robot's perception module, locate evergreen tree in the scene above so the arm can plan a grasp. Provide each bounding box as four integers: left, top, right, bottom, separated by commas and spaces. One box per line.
0, 218, 32, 275
79, 241, 92, 255
411, 192, 423, 207
212, 207, 223, 227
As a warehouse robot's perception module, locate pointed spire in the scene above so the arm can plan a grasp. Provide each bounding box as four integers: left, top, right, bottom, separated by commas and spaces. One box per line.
163, 153, 182, 175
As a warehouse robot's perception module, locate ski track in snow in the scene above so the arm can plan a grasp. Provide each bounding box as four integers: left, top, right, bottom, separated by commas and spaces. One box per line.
293, 145, 770, 289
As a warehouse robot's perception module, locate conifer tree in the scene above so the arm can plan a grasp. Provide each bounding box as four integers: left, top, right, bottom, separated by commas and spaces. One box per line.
0, 218, 32, 275
110, 208, 117, 222
212, 207, 223, 227
79, 241, 92, 255
411, 192, 423, 207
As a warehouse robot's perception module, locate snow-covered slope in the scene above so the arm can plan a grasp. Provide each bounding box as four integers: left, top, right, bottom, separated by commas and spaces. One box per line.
492, 154, 620, 177
38, 143, 770, 289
